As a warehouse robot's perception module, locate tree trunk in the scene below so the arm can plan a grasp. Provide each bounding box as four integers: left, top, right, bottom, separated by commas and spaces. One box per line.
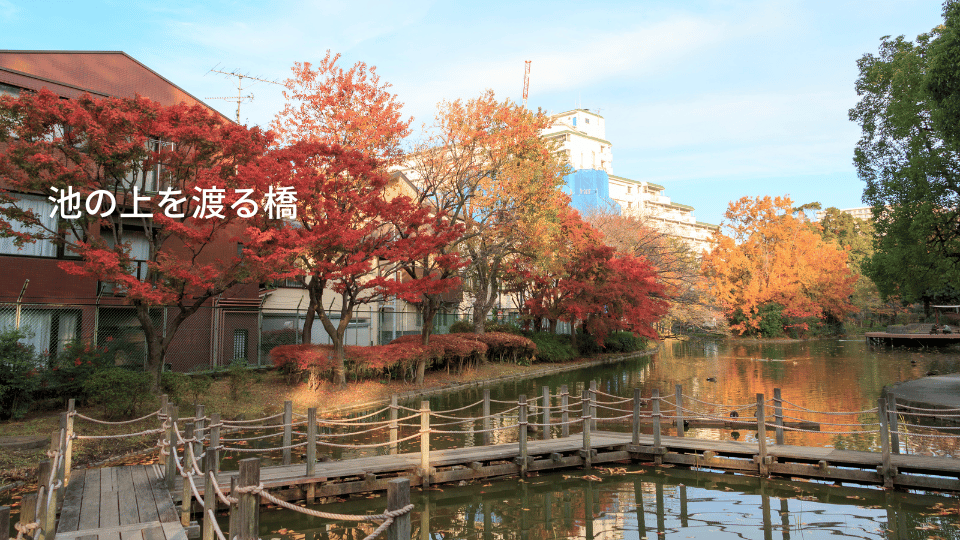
136, 303, 163, 392
415, 295, 441, 386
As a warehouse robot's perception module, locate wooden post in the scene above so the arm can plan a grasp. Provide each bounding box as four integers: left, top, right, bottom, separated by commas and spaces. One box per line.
387, 478, 411, 540
518, 395, 528, 476
756, 394, 768, 477
420, 401, 431, 487
389, 395, 399, 455
878, 397, 893, 488
236, 458, 260, 540
209, 413, 221, 474
46, 430, 60, 525
37, 460, 54, 540
53, 422, 66, 494
582, 390, 592, 469
161, 394, 168, 415
652, 389, 662, 460
0, 506, 9, 540
560, 385, 570, 438
482, 390, 491, 447
887, 391, 900, 455
182, 422, 195, 527
202, 452, 216, 540
306, 408, 317, 476
589, 380, 597, 431
166, 405, 179, 490
19, 494, 37, 540
773, 388, 784, 446
675, 384, 684, 437
541, 386, 551, 440
632, 388, 641, 445
227, 477, 238, 540
195, 404, 205, 460
64, 398, 75, 485
282, 400, 292, 466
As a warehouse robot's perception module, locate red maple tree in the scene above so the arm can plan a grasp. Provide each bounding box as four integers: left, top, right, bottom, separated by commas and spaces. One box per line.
247, 141, 462, 386
0, 89, 275, 386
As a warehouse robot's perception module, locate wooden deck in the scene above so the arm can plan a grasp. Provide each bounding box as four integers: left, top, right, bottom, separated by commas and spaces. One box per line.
56, 465, 187, 540
865, 332, 960, 347
174, 431, 960, 506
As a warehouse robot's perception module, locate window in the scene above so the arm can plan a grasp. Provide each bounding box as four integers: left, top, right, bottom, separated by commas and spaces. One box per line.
585, 117, 590, 124
0, 195, 59, 257
233, 329, 248, 361
627, 186, 632, 194
0, 309, 80, 361
0, 83, 19, 98
572, 117, 577, 127
123, 138, 172, 192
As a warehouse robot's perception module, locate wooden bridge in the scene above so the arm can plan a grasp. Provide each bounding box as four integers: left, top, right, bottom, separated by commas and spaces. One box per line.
5, 382, 960, 540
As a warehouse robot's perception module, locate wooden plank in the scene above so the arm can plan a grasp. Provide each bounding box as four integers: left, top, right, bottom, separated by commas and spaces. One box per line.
159, 522, 188, 540
130, 467, 160, 524
77, 468, 102, 540
114, 468, 140, 527
143, 467, 178, 524
56, 522, 163, 540
141, 525, 164, 540
57, 468, 86, 533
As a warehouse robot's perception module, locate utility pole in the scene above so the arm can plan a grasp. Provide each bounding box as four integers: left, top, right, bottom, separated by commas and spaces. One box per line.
522, 60, 531, 107
205, 65, 282, 123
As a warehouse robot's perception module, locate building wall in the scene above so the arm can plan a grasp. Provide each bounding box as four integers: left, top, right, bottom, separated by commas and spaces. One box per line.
0, 50, 250, 370
544, 111, 718, 253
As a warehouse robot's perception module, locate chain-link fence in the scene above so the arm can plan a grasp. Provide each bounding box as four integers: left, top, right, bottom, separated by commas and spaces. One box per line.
0, 302, 543, 373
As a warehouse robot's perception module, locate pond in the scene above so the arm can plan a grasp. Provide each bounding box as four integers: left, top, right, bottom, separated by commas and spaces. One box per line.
228, 338, 960, 540
225, 337, 960, 468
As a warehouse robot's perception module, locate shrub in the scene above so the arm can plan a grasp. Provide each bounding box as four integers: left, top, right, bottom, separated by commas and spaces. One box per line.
270, 344, 336, 389
83, 368, 152, 419
485, 322, 523, 335
45, 337, 124, 404
458, 332, 536, 364
389, 334, 488, 373
576, 329, 603, 357
604, 331, 646, 353
346, 343, 427, 381
448, 320, 474, 334
226, 359, 255, 400
160, 371, 188, 402
526, 332, 576, 363
0, 328, 41, 420
183, 372, 213, 405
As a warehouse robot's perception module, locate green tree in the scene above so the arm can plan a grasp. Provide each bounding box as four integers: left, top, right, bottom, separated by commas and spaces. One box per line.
817, 208, 885, 325
850, 15, 960, 309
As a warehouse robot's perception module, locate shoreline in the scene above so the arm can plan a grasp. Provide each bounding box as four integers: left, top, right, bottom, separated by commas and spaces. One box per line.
315, 345, 660, 417
0, 345, 660, 491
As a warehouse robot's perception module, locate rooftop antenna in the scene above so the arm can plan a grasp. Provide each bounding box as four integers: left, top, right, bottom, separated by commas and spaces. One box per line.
205, 64, 282, 123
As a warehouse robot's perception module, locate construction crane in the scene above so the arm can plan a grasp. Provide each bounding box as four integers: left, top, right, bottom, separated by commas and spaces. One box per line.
522, 60, 531, 107
205, 65, 282, 123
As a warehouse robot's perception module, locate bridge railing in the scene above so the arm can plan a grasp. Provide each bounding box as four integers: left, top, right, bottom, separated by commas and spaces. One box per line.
16, 381, 960, 540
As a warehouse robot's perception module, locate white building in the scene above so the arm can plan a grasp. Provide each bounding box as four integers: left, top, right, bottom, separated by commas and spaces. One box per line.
542, 109, 718, 253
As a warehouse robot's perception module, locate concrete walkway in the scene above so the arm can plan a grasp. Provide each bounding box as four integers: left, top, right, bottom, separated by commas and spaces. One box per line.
890, 373, 960, 410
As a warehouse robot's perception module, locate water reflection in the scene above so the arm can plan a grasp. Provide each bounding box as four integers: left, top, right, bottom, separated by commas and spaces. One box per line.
254, 465, 960, 540
221, 339, 960, 471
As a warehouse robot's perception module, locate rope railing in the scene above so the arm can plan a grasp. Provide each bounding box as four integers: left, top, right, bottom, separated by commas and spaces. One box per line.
71, 408, 162, 425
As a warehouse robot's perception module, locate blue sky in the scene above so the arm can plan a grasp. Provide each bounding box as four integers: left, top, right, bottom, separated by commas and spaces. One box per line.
0, 0, 947, 225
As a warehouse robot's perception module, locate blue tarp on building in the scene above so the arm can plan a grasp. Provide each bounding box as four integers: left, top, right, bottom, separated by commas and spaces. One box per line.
561, 169, 621, 216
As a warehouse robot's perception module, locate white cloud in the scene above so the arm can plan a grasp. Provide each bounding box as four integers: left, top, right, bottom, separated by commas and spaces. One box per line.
0, 0, 16, 21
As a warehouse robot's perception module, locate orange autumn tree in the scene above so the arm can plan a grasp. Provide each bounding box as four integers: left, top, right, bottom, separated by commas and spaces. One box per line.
272, 50, 412, 167
702, 196, 856, 336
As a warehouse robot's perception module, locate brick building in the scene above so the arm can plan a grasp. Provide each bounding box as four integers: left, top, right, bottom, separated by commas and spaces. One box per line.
0, 50, 260, 371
